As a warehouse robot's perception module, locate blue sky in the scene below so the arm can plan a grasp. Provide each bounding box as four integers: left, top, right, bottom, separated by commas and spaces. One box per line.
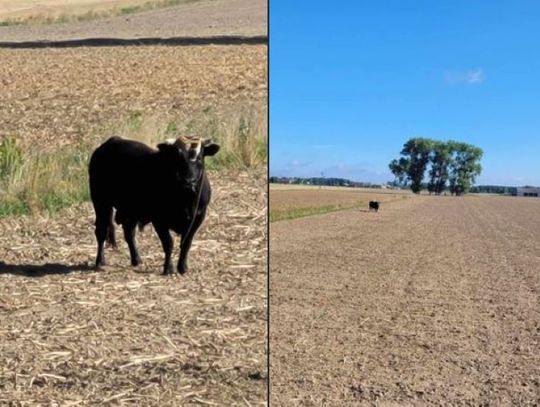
270, 1, 540, 186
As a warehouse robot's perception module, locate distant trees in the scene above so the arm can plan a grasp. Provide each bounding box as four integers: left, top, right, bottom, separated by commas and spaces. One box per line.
269, 176, 385, 188
389, 138, 483, 195
470, 185, 517, 195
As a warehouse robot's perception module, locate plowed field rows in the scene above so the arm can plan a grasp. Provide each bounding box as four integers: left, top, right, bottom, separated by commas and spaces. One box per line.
271, 195, 540, 405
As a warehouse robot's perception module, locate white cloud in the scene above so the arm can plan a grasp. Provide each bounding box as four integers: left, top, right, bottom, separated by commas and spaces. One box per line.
444, 68, 485, 85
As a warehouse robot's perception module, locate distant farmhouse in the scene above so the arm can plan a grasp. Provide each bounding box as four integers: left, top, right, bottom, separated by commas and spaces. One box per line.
516, 186, 540, 197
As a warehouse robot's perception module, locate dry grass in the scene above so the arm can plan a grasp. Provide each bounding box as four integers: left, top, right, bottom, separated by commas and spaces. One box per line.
0, 0, 198, 25
0, 169, 267, 405
0, 0, 267, 41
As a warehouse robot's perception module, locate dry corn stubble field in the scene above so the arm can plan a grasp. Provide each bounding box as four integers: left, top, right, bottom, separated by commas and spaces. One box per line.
0, 45, 267, 149
0, 15, 267, 402
1, 169, 266, 405
270, 195, 540, 405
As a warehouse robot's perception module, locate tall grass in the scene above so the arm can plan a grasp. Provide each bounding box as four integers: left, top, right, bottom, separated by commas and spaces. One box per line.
0, 110, 266, 218
0, 138, 91, 217
109, 109, 267, 169
163, 111, 267, 170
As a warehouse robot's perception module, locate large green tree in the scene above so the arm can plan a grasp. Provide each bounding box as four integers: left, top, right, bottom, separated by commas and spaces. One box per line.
447, 141, 483, 196
390, 138, 483, 195
388, 157, 409, 187
427, 141, 452, 195
389, 137, 433, 193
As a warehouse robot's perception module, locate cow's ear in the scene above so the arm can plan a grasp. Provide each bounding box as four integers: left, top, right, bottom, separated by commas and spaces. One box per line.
203, 143, 220, 157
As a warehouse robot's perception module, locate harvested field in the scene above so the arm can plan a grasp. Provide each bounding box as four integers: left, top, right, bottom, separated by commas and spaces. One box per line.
0, 45, 267, 149
270, 195, 540, 405
0, 0, 158, 20
0, 0, 266, 40
0, 169, 267, 405
270, 186, 408, 212
0, 0, 268, 402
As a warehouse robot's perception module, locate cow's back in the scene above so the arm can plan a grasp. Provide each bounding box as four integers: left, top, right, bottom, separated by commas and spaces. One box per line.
89, 137, 156, 212
90, 136, 153, 172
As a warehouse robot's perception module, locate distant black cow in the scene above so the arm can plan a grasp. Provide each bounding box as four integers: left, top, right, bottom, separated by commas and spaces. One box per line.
89, 136, 219, 275
369, 200, 380, 212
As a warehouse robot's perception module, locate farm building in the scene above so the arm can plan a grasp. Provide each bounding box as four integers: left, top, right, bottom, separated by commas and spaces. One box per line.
516, 186, 540, 197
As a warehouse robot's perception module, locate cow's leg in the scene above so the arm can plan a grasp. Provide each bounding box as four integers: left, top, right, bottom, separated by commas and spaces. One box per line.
155, 225, 174, 275
94, 205, 113, 269
123, 221, 141, 266
106, 215, 117, 249
177, 211, 206, 274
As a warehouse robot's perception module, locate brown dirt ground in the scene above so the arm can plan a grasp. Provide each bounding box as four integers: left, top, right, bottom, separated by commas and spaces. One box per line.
0, 0, 267, 41
0, 45, 267, 149
0, 168, 267, 405
270, 188, 409, 212
270, 195, 540, 405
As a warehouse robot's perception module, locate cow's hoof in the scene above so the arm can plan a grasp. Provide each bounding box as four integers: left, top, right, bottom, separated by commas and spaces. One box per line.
131, 257, 142, 267
177, 264, 188, 275
162, 265, 174, 275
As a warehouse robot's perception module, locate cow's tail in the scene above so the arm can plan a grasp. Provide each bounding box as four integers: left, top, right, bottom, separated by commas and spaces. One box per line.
106, 210, 117, 248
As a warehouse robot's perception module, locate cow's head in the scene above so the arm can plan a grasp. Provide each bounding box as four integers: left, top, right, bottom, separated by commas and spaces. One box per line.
157, 137, 220, 189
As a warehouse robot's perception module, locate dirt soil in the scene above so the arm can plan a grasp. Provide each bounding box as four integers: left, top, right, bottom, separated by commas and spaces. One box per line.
0, 45, 267, 149
270, 195, 540, 405
0, 0, 267, 41
270, 188, 408, 212
0, 168, 267, 405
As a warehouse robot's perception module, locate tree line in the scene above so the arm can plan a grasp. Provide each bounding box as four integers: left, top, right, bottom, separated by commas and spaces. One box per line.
389, 138, 483, 195
269, 176, 383, 188
470, 185, 517, 195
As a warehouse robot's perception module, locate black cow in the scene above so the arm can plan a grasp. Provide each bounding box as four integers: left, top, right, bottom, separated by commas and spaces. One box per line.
89, 136, 219, 275
369, 200, 380, 212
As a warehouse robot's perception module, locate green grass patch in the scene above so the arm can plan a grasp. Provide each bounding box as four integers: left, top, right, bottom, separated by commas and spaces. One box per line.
270, 202, 366, 223
120, 6, 143, 15
0, 138, 91, 217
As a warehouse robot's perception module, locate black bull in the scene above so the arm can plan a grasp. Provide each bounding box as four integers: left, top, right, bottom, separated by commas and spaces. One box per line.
89, 136, 219, 275
369, 200, 380, 212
